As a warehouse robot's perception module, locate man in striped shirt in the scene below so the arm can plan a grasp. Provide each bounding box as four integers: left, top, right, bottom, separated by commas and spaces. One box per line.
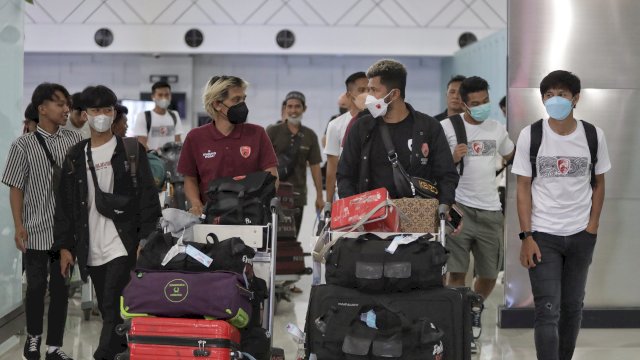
2, 83, 82, 360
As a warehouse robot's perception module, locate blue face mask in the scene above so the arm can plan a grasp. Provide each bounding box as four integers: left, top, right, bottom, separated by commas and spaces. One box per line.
467, 102, 491, 122
544, 96, 573, 120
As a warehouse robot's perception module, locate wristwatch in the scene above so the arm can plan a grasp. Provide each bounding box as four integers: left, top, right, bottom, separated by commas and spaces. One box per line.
518, 231, 533, 240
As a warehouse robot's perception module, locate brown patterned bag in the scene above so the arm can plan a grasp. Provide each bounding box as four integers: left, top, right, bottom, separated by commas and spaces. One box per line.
393, 198, 439, 233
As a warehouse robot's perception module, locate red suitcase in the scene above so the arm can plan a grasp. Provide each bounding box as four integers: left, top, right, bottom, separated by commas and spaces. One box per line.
117, 317, 241, 360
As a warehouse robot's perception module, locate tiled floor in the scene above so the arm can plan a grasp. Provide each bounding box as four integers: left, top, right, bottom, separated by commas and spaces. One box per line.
2, 271, 639, 359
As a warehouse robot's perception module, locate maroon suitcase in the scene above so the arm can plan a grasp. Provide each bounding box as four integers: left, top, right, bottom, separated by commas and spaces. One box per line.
116, 317, 241, 360
275, 240, 307, 275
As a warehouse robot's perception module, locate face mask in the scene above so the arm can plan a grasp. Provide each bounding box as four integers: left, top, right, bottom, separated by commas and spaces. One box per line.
287, 115, 303, 126
155, 98, 170, 109
338, 107, 348, 115
87, 114, 114, 133
544, 96, 573, 120
467, 102, 491, 122
223, 102, 249, 125
365, 91, 393, 118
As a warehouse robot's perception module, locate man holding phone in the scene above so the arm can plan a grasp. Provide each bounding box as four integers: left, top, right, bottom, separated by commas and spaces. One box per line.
440, 76, 515, 349
511, 70, 610, 360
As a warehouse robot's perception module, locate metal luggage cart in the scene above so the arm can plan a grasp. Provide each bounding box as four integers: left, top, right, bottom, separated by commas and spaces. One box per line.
191, 197, 282, 349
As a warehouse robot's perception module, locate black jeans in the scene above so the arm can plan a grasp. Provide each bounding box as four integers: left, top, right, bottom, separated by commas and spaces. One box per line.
24, 249, 69, 346
88, 256, 134, 360
529, 230, 597, 360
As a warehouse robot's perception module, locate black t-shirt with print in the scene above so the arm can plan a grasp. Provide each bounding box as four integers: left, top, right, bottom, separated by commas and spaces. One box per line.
369, 114, 414, 198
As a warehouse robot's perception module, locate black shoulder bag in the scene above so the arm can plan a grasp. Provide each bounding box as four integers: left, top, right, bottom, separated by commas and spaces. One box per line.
86, 139, 133, 220
378, 123, 439, 199
277, 132, 303, 181
34, 132, 62, 191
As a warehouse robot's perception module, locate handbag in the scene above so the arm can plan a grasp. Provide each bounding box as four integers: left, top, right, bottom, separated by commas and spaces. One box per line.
205, 171, 277, 226
277, 133, 303, 181
324, 232, 448, 293
136, 231, 256, 273
379, 123, 439, 199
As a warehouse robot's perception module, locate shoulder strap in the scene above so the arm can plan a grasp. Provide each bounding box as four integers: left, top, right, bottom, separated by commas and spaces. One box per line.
145, 111, 152, 134
379, 123, 414, 197
122, 137, 140, 189
449, 114, 467, 176
34, 132, 59, 167
168, 110, 177, 126
529, 119, 544, 182
581, 120, 598, 187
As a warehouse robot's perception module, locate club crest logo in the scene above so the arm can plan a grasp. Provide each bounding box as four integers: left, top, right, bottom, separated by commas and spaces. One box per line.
240, 146, 251, 158
472, 141, 484, 155
557, 158, 571, 175
164, 279, 188, 303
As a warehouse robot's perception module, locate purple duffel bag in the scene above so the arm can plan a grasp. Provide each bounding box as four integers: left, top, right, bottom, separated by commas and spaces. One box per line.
120, 270, 253, 328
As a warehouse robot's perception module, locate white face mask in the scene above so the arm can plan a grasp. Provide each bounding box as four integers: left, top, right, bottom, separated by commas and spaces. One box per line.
365, 91, 393, 118
287, 114, 303, 126
87, 114, 114, 133
155, 98, 170, 109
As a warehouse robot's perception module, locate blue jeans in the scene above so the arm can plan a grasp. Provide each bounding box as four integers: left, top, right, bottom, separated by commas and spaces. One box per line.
529, 230, 597, 360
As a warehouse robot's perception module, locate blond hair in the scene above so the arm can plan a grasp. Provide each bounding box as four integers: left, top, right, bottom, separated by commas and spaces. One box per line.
202, 76, 249, 117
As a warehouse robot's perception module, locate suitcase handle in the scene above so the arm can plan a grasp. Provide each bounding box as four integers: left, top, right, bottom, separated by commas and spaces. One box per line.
193, 340, 211, 357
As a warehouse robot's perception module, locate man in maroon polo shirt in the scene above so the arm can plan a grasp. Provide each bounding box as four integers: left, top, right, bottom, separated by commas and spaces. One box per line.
177, 76, 278, 215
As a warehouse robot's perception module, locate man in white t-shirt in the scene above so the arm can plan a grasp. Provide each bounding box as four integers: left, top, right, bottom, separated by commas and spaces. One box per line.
54, 85, 161, 360
511, 70, 611, 360
324, 71, 368, 202
132, 81, 184, 150
441, 76, 515, 348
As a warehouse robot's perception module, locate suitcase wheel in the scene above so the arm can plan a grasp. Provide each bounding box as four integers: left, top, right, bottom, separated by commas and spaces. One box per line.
115, 323, 130, 336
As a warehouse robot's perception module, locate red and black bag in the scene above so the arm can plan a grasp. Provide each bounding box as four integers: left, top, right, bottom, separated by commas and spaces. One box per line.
276, 241, 307, 275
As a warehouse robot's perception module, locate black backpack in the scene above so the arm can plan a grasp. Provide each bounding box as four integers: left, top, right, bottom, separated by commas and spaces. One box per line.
446, 114, 467, 176
529, 119, 598, 187
205, 171, 277, 226
145, 110, 177, 134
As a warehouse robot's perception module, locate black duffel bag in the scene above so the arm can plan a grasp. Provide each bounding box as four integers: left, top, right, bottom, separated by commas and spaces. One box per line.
137, 231, 255, 273
306, 285, 444, 360
325, 233, 448, 293
205, 171, 276, 226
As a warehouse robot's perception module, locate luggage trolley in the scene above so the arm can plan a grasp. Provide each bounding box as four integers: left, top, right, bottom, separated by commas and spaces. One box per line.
191, 197, 282, 354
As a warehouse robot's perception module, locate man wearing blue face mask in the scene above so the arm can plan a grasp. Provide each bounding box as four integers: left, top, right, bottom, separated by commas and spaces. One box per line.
511, 70, 611, 360
441, 76, 515, 351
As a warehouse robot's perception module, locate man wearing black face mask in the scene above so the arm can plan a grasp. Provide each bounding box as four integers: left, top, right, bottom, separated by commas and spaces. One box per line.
177, 76, 278, 216
52, 85, 161, 360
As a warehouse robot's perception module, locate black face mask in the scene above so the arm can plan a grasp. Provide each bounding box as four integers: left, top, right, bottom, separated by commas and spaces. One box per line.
223, 102, 249, 124
339, 107, 348, 115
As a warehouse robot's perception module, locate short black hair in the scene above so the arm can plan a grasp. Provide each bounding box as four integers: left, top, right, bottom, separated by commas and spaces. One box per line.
459, 76, 490, 103
70, 92, 83, 111
24, 103, 39, 123
114, 104, 128, 123
152, 81, 171, 93
366, 59, 407, 99
499, 96, 506, 109
447, 75, 467, 88
539, 70, 581, 96
79, 85, 117, 110
345, 71, 367, 91
31, 82, 70, 108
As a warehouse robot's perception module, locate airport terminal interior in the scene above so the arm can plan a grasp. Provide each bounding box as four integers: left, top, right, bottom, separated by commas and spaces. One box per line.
1, 0, 639, 359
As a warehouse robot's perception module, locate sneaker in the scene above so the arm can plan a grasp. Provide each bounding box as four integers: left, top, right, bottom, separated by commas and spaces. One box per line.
470, 340, 479, 354
22, 335, 41, 360
45, 348, 73, 360
471, 302, 484, 339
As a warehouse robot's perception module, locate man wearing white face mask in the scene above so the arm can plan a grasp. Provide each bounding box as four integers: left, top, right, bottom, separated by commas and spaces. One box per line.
441, 76, 515, 349
53, 85, 161, 360
132, 81, 183, 150
512, 70, 610, 360
337, 59, 459, 211
267, 91, 324, 237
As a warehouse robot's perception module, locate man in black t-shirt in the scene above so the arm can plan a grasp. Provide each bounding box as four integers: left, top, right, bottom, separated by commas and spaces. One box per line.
337, 59, 459, 211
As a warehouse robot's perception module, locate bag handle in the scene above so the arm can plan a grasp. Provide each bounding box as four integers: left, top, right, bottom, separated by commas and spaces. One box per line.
313, 199, 393, 262
205, 233, 219, 244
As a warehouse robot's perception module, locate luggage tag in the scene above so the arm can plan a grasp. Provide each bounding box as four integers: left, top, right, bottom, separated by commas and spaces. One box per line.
185, 245, 213, 268
385, 234, 420, 254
